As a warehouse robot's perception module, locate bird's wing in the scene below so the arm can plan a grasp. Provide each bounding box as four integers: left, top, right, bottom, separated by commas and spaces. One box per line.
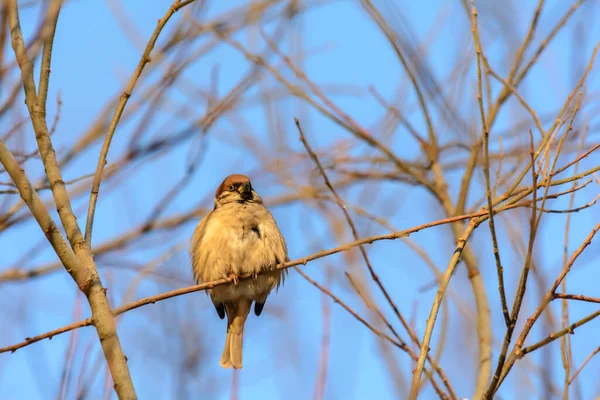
189, 211, 212, 283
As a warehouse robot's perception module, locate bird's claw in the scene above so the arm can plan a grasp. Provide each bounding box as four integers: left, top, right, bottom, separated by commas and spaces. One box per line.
229, 273, 239, 285
251, 271, 259, 281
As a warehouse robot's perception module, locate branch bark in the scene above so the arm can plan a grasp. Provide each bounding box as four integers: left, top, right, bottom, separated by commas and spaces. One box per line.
6, 1, 137, 398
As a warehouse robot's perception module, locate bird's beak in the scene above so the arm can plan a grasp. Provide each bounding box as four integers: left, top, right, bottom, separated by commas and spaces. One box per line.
237, 183, 251, 194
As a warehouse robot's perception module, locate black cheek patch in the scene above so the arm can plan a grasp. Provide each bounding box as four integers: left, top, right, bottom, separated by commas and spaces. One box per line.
251, 225, 261, 239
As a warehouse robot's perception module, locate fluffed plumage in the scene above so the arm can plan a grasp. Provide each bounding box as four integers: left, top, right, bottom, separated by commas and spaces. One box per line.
189, 174, 288, 369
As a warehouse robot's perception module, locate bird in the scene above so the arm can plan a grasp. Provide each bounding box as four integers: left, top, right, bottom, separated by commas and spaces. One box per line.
189, 174, 288, 369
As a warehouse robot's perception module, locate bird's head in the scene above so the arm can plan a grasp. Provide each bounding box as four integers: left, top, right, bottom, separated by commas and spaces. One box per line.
214, 174, 262, 208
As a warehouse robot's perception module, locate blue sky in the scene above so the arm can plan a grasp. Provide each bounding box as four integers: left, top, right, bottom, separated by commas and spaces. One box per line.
1, 0, 600, 399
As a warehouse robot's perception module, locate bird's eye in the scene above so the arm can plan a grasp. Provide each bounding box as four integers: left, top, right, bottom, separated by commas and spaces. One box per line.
228, 185, 235, 191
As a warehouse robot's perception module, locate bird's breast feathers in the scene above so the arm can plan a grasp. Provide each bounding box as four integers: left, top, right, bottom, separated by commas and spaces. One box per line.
190, 203, 287, 283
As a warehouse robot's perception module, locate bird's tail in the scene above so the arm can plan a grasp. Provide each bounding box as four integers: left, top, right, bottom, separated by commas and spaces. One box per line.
220, 298, 252, 369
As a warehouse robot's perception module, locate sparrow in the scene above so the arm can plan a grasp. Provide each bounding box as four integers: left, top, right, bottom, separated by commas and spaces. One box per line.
189, 174, 288, 369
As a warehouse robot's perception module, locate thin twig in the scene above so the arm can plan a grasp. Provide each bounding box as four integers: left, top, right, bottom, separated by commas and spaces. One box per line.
313, 267, 332, 400
568, 346, 600, 385
471, 1, 509, 328
553, 293, 600, 304
409, 219, 479, 400
84, 0, 196, 244
520, 310, 600, 356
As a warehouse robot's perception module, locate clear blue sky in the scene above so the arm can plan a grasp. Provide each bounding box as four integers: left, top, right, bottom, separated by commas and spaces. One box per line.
1, 1, 599, 399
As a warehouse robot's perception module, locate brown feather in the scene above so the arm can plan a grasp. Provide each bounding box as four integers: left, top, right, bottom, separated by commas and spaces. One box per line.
220, 298, 252, 369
